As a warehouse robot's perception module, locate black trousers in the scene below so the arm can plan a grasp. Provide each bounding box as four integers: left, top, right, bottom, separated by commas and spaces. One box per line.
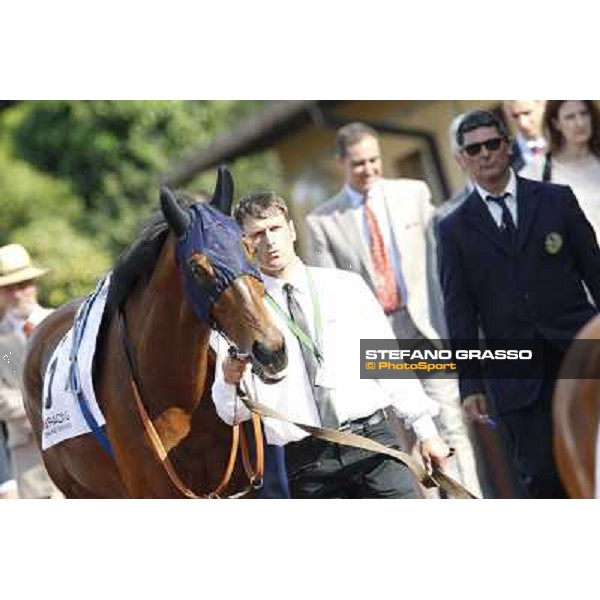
498, 340, 568, 499
285, 417, 422, 499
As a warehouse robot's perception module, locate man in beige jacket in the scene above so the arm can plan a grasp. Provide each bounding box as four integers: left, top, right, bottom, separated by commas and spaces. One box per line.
0, 244, 61, 498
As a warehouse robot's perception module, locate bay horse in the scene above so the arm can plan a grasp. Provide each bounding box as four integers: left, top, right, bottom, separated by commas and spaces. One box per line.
553, 316, 600, 498
22, 170, 287, 498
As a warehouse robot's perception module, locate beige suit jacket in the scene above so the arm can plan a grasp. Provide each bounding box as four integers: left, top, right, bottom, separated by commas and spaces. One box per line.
305, 178, 438, 340
0, 319, 30, 448
0, 309, 61, 498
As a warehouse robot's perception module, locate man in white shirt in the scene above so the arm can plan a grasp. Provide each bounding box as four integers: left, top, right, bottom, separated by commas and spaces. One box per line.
212, 192, 450, 498
305, 122, 482, 497
0, 244, 61, 498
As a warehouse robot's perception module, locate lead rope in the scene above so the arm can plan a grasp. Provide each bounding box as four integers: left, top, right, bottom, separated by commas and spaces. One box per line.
219, 330, 476, 499
225, 343, 265, 491
118, 307, 256, 499
236, 384, 478, 500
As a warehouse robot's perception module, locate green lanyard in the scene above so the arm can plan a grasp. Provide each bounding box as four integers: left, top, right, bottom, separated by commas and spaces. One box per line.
265, 268, 323, 363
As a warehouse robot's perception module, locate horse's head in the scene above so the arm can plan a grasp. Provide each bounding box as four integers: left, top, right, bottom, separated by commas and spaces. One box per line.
160, 169, 287, 383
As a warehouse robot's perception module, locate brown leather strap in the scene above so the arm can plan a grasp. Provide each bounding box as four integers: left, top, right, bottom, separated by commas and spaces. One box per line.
239, 412, 265, 488
238, 394, 478, 499
208, 424, 244, 499
117, 307, 252, 499
118, 306, 476, 499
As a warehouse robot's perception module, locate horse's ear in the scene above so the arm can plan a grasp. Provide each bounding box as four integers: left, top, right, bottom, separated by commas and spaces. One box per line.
211, 165, 234, 215
160, 186, 192, 238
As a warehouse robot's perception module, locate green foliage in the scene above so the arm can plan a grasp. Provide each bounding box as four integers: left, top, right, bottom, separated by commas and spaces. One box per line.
11, 218, 112, 307
0, 100, 282, 307
0, 147, 81, 243
10, 100, 280, 249
188, 152, 286, 206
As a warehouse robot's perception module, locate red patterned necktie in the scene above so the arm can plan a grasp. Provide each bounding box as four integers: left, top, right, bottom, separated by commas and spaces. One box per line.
22, 320, 35, 337
363, 189, 400, 314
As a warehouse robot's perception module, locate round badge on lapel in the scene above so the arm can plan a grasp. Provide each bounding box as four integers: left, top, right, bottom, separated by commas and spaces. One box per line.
545, 232, 563, 255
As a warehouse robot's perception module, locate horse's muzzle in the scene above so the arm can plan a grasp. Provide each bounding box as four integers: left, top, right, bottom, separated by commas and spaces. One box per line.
251, 339, 288, 384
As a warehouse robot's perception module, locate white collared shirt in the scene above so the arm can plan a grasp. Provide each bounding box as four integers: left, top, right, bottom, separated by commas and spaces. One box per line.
211, 258, 439, 446
474, 168, 519, 228
345, 181, 409, 303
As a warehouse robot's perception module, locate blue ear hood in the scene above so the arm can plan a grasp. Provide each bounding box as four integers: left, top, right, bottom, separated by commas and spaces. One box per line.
175, 203, 262, 320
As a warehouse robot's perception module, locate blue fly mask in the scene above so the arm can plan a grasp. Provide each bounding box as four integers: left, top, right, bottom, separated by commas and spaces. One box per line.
177, 203, 262, 321
160, 176, 262, 322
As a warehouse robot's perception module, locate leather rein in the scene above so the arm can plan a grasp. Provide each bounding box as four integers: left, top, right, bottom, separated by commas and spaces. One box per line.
117, 306, 477, 500
236, 391, 478, 500
117, 307, 264, 499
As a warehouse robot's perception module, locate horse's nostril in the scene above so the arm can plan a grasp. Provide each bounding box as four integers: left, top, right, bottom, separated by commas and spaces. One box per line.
252, 339, 287, 372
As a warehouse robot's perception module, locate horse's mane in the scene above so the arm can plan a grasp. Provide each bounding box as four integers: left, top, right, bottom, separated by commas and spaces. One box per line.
95, 192, 207, 360
105, 192, 204, 316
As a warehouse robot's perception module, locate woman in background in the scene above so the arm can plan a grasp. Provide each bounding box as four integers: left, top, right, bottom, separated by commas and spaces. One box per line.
521, 100, 600, 240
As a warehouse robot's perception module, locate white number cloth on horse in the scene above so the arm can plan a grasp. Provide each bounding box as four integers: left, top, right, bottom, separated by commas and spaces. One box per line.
41, 274, 111, 450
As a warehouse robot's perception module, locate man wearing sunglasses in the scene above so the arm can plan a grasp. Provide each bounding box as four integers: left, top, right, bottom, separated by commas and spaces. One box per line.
437, 109, 600, 499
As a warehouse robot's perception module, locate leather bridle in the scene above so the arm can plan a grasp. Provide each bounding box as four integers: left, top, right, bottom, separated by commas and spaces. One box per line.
117, 306, 476, 499
117, 306, 264, 498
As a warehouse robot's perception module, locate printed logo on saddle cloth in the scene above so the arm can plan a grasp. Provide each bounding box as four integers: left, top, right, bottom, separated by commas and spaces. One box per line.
359, 339, 598, 379
41, 275, 111, 450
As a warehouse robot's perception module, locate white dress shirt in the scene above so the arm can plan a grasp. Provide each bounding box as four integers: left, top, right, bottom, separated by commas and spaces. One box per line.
474, 168, 519, 228
211, 258, 439, 446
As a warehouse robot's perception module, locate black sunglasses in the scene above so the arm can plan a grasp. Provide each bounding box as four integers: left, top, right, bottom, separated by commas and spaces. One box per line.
462, 137, 505, 156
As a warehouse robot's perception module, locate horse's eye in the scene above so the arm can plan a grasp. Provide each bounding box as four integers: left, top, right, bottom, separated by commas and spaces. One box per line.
190, 262, 203, 277
187, 255, 215, 288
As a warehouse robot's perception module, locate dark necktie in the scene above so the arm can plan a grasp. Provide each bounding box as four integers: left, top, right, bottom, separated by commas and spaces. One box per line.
486, 193, 516, 243
283, 283, 339, 429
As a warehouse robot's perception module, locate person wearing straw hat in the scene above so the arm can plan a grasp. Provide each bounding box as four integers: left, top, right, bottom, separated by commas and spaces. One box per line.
0, 243, 61, 498
0, 291, 18, 498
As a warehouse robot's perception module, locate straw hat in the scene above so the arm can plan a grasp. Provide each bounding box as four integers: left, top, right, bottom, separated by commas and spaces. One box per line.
0, 244, 49, 287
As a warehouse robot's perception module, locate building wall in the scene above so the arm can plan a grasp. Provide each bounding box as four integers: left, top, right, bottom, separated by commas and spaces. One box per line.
271, 100, 500, 254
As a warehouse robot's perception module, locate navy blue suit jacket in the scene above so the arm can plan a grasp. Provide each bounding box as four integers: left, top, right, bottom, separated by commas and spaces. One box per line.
438, 176, 600, 413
